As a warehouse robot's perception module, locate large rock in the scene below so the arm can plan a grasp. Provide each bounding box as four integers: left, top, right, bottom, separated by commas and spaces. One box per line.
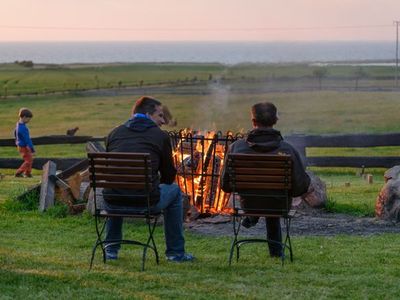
293, 171, 327, 209
375, 166, 400, 222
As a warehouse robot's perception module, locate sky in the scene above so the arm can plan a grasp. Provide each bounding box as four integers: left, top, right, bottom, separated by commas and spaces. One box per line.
1, 0, 400, 42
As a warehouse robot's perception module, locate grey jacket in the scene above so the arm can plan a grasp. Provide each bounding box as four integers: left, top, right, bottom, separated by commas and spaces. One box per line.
220, 127, 310, 197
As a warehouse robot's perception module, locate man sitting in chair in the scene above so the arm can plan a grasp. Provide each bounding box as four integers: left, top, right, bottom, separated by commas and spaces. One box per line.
104, 96, 194, 262
221, 102, 310, 257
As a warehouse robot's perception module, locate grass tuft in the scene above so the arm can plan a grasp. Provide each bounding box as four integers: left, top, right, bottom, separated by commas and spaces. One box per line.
1, 186, 39, 212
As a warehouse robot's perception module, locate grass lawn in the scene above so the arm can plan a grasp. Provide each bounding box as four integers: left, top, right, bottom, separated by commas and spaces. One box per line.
1, 64, 400, 298
1, 203, 400, 299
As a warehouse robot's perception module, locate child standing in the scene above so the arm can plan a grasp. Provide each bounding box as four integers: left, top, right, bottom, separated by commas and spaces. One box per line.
15, 108, 35, 177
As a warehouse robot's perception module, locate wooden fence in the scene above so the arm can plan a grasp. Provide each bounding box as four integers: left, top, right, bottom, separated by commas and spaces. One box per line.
1, 133, 400, 170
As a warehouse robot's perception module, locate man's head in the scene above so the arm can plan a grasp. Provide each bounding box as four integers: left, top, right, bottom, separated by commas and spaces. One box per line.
251, 102, 278, 128
18, 108, 33, 124
132, 96, 165, 127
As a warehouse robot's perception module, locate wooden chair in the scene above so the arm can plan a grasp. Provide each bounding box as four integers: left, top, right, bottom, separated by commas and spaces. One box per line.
87, 152, 161, 271
225, 153, 295, 265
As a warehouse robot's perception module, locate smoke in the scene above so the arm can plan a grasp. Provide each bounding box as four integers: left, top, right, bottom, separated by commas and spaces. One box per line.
194, 77, 232, 131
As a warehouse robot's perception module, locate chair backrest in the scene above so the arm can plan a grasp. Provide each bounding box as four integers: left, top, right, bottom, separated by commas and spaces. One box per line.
226, 153, 292, 216
88, 152, 153, 209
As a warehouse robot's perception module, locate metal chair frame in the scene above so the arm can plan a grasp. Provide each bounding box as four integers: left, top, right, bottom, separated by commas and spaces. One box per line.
88, 152, 161, 271
226, 153, 295, 265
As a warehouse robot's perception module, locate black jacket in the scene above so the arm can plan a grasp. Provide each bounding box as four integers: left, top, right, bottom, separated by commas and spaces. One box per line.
104, 117, 176, 206
221, 127, 310, 197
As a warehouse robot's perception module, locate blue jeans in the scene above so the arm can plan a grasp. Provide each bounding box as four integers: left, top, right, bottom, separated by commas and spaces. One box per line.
105, 183, 185, 256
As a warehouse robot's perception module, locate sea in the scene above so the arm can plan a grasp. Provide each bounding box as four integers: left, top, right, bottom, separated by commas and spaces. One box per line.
0, 41, 397, 65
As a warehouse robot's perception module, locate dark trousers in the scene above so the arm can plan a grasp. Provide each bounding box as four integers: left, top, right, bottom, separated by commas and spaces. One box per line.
266, 217, 282, 257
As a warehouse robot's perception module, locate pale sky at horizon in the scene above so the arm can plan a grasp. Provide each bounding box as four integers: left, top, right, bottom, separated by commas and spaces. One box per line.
1, 0, 400, 42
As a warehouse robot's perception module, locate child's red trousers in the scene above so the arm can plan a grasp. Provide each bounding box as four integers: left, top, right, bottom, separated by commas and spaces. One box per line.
16, 146, 33, 176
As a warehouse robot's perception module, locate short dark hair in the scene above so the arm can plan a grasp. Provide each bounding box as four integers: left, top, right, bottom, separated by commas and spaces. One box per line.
251, 102, 278, 127
132, 96, 162, 115
18, 108, 33, 118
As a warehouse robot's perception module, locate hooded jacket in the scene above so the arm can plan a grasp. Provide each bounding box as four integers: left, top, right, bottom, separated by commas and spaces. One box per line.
221, 127, 310, 197
104, 116, 177, 206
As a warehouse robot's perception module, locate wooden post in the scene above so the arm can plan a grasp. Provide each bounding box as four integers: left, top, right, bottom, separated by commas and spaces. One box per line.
367, 174, 373, 184
39, 161, 57, 212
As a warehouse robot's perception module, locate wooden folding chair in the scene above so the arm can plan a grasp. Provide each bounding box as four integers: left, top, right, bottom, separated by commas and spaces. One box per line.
226, 153, 295, 265
87, 152, 161, 271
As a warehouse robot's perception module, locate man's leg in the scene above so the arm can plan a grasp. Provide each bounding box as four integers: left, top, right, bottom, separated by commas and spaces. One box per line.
104, 216, 123, 258
154, 184, 185, 256
265, 217, 283, 257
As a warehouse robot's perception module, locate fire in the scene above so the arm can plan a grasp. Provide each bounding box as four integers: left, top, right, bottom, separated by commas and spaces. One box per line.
172, 130, 237, 214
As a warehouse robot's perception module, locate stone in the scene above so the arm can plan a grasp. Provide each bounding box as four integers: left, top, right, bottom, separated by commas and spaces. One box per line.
375, 165, 400, 222
293, 171, 327, 209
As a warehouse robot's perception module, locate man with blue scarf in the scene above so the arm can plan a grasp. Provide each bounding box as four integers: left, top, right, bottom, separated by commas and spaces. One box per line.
104, 96, 194, 262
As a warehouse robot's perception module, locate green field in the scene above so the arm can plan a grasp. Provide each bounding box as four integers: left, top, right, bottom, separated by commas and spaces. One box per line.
0, 62, 398, 97
2, 91, 400, 138
1, 63, 400, 299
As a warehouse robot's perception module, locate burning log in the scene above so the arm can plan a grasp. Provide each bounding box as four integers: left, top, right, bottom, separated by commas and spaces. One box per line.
171, 130, 238, 215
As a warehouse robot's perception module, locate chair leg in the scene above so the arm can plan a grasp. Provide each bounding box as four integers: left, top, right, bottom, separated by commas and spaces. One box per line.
150, 217, 160, 265
141, 216, 159, 271
229, 215, 241, 265
89, 215, 107, 270
283, 217, 293, 262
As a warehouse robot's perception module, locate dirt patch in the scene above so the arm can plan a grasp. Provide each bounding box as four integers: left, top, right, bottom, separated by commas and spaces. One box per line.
185, 208, 400, 237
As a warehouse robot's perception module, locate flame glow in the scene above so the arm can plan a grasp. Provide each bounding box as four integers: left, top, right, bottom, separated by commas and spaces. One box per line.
172, 130, 236, 214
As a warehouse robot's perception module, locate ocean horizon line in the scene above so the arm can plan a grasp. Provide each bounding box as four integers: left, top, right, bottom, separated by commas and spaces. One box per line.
0, 40, 394, 43
0, 41, 396, 64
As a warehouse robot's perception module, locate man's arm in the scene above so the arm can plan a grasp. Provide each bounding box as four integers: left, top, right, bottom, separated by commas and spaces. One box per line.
291, 147, 311, 197
159, 135, 177, 184
220, 144, 233, 193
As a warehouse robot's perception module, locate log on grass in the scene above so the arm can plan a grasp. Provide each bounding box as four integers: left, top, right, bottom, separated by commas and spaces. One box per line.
39, 161, 57, 212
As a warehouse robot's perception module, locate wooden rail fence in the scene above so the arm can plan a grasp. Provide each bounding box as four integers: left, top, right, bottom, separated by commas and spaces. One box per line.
1, 133, 400, 170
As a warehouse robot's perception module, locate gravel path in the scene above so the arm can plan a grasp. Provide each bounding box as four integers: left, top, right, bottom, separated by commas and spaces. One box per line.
185, 209, 400, 237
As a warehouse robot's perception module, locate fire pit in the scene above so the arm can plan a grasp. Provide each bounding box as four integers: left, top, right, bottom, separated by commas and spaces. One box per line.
169, 130, 244, 215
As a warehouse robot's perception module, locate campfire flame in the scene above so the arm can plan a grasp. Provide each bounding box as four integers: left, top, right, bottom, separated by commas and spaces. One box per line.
171, 130, 240, 214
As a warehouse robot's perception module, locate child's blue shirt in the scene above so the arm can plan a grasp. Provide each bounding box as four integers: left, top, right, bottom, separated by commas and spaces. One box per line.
15, 122, 35, 152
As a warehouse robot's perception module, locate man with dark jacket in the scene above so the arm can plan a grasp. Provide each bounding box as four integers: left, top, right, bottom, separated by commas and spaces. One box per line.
104, 96, 194, 262
221, 102, 310, 257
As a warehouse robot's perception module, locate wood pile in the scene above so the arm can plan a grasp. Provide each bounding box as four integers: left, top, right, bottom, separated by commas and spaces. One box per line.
34, 141, 105, 214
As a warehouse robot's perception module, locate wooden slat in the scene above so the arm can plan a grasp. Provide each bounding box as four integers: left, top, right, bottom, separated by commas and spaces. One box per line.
306, 156, 400, 168
90, 182, 150, 190
89, 166, 147, 175
0, 135, 105, 147
231, 160, 291, 168
0, 158, 83, 170
88, 152, 150, 159
228, 154, 291, 161
92, 159, 148, 167
233, 167, 288, 175
89, 174, 149, 182
235, 182, 291, 190
235, 175, 291, 183
285, 133, 400, 148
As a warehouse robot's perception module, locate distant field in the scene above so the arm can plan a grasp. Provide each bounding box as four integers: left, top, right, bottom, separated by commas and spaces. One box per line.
0, 62, 399, 97
1, 91, 400, 139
